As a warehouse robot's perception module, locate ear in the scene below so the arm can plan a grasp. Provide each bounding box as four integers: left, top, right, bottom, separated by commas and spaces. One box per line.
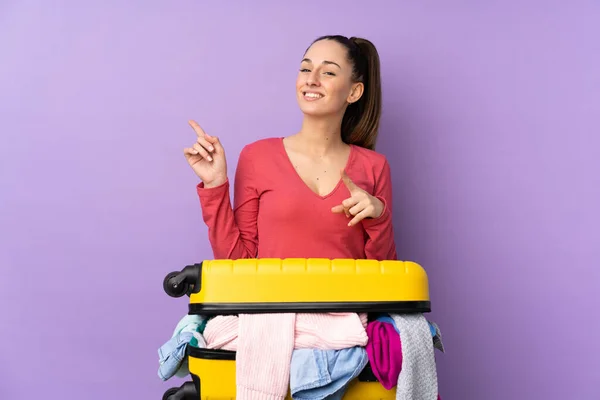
347, 82, 364, 104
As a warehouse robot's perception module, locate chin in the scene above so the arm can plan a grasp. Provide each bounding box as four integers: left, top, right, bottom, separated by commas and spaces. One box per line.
298, 105, 328, 117
297, 97, 334, 117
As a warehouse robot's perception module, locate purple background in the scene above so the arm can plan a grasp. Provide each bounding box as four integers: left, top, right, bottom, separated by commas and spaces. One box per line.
1, 1, 599, 399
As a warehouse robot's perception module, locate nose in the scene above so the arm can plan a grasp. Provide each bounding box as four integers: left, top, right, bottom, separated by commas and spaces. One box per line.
306, 70, 321, 87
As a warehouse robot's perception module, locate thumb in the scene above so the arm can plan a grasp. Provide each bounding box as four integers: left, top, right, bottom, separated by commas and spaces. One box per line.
341, 169, 358, 192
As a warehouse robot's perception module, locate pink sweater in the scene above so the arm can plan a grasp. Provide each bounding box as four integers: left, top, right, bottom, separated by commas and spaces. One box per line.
204, 313, 369, 400
204, 312, 369, 351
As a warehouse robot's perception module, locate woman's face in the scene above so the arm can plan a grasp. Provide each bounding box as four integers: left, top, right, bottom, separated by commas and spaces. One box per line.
296, 40, 363, 117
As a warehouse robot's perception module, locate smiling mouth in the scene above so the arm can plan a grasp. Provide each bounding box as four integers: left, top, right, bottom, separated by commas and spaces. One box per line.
303, 92, 324, 100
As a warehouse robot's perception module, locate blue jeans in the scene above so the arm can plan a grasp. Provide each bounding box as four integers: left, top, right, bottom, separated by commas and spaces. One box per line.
158, 331, 194, 381
290, 347, 368, 400
157, 315, 207, 381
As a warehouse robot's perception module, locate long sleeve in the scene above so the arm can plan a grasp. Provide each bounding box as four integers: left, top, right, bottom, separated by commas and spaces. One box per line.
196, 145, 259, 259
361, 158, 398, 261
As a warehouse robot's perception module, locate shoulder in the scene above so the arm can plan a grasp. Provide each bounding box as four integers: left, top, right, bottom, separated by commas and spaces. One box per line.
241, 137, 282, 155
350, 145, 390, 172
235, 138, 284, 190
347, 145, 392, 193
237, 137, 282, 163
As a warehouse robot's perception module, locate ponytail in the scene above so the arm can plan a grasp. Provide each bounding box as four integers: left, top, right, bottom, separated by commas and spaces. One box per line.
311, 35, 382, 150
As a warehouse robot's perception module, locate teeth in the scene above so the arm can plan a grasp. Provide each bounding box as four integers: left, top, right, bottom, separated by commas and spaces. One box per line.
305, 92, 323, 98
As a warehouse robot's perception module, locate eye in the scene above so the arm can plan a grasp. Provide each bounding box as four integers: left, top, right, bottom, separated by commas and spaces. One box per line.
300, 68, 311, 72
324, 71, 336, 76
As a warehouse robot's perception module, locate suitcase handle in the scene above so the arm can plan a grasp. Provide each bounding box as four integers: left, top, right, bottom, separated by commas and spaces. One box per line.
163, 263, 202, 298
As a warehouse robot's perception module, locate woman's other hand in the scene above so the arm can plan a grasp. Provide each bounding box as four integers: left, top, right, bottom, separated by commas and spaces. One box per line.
331, 170, 385, 226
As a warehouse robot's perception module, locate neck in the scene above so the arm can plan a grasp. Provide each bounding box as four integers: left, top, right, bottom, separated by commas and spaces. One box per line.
295, 114, 346, 155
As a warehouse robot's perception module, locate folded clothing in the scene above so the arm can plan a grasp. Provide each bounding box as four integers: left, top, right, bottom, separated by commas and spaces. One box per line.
375, 315, 400, 334
158, 315, 207, 381
290, 347, 368, 400
366, 321, 403, 390
377, 314, 445, 353
204, 313, 368, 351
392, 314, 438, 400
237, 314, 296, 400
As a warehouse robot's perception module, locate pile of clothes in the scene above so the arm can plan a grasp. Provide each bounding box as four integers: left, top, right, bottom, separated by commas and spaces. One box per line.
158, 312, 444, 400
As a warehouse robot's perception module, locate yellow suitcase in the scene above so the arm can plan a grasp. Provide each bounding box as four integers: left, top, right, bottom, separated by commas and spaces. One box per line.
162, 258, 431, 400
163, 258, 431, 314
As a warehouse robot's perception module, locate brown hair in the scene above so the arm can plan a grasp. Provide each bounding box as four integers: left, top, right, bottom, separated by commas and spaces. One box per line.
310, 35, 382, 150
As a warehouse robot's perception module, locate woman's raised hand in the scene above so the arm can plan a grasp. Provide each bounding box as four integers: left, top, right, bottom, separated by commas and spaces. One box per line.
183, 120, 228, 188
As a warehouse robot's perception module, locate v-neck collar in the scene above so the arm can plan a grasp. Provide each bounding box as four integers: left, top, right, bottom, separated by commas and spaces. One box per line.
279, 137, 355, 200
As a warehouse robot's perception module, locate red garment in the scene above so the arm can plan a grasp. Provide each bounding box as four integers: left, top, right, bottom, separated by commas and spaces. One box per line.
197, 138, 397, 260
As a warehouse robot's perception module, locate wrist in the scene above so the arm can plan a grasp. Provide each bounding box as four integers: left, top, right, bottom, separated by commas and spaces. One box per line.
372, 196, 385, 218
203, 176, 228, 189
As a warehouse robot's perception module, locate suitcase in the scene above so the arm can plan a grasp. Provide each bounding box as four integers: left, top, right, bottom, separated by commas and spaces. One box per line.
162, 258, 431, 400
163, 258, 431, 314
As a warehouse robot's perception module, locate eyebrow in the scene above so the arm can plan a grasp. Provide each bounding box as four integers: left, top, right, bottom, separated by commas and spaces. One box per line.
301, 58, 342, 69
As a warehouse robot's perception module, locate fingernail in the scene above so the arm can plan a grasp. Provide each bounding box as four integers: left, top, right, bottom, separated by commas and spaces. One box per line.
209, 146, 214, 151
207, 156, 212, 161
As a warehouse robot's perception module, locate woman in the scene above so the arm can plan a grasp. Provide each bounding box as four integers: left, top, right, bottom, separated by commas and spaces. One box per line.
180, 37, 415, 400
184, 35, 397, 261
